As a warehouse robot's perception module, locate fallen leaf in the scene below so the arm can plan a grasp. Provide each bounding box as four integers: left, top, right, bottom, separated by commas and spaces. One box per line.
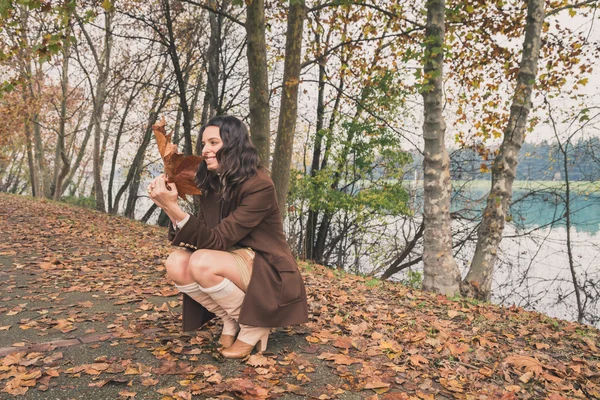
364, 380, 390, 389
519, 371, 534, 383
206, 373, 222, 384
504, 355, 543, 375
247, 353, 269, 367
332, 337, 354, 349
410, 354, 429, 367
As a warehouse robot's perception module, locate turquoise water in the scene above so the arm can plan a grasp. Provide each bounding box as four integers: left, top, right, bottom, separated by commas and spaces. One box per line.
450, 185, 600, 235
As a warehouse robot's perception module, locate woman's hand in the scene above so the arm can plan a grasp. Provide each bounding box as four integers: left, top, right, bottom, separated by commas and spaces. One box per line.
148, 174, 188, 225
147, 174, 178, 210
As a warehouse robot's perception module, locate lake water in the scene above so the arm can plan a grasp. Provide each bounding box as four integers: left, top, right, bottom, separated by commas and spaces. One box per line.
450, 183, 600, 326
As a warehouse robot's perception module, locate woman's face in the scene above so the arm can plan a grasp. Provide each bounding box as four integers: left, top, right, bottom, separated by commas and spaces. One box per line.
201, 126, 223, 171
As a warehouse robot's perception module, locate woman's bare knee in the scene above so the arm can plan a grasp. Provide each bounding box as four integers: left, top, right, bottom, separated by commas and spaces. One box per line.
189, 250, 220, 285
165, 249, 193, 284
188, 249, 247, 290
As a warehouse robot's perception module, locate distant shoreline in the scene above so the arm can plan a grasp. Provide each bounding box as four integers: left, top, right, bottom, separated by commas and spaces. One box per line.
405, 179, 600, 193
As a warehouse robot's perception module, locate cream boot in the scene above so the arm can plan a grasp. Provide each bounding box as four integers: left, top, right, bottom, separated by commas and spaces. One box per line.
175, 283, 239, 347
201, 279, 270, 359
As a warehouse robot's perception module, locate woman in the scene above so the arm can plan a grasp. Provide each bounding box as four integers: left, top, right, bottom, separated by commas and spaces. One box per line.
148, 115, 308, 359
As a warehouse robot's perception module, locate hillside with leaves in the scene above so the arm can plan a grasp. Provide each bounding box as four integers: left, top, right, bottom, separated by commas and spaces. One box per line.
0, 193, 599, 399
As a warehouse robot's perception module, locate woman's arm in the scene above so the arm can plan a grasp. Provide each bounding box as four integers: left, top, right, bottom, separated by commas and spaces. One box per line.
171, 178, 274, 251
148, 174, 188, 226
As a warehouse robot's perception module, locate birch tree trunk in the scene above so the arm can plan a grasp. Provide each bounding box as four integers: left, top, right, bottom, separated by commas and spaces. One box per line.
246, 0, 271, 167
421, 0, 461, 296
463, 0, 545, 300
271, 0, 306, 211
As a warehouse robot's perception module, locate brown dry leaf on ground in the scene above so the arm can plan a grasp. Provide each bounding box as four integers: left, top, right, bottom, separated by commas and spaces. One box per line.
1, 193, 600, 399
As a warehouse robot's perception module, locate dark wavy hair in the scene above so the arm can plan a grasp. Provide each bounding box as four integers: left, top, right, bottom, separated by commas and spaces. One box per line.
194, 115, 260, 202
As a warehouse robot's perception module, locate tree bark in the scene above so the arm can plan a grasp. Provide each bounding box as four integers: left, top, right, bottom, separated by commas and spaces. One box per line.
119, 81, 171, 218
381, 221, 425, 279
53, 35, 72, 201
305, 60, 326, 260
421, 0, 461, 296
18, 7, 45, 197
22, 94, 38, 197
463, 0, 545, 300
547, 102, 584, 323
200, 0, 221, 125
88, 10, 113, 212
562, 142, 583, 322
163, 0, 193, 155
246, 0, 271, 167
271, 0, 306, 211
61, 108, 93, 197
108, 82, 143, 213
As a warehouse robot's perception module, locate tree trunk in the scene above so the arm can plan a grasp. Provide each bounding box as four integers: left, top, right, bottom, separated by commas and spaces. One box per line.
90, 11, 113, 212
26, 68, 48, 198
200, 0, 221, 126
118, 77, 171, 217
61, 109, 93, 197
305, 60, 326, 260
381, 221, 425, 279
108, 82, 142, 212
421, 0, 461, 297
163, 0, 193, 155
53, 37, 72, 201
246, 0, 271, 167
271, 0, 306, 211
18, 7, 46, 198
305, 20, 327, 259
22, 97, 38, 197
546, 102, 584, 322
463, 0, 545, 300
120, 109, 165, 218
562, 142, 583, 322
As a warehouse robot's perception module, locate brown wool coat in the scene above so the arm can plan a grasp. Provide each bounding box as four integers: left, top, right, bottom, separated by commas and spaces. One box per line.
169, 168, 308, 330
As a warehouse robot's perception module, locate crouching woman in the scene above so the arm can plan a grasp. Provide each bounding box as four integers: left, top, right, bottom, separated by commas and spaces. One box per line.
148, 115, 308, 359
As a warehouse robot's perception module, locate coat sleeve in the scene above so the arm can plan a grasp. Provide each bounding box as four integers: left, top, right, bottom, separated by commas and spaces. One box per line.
170, 178, 274, 251
168, 202, 207, 242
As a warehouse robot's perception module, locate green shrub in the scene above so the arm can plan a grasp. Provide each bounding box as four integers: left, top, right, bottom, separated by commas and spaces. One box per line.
61, 195, 96, 209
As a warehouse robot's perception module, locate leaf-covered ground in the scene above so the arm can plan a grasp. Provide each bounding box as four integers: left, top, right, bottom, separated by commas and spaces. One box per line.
0, 193, 599, 400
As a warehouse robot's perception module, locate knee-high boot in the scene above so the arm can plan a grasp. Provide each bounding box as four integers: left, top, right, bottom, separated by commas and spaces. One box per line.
200, 279, 270, 359
175, 283, 239, 347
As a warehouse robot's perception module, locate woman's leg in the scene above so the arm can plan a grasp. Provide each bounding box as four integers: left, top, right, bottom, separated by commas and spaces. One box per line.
187, 249, 249, 291
165, 248, 194, 285
188, 249, 269, 358
165, 248, 239, 346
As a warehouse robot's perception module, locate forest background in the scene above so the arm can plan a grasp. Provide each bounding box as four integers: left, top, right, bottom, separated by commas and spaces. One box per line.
1, 0, 599, 327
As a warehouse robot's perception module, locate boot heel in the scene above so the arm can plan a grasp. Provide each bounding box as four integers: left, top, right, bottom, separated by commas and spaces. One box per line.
221, 326, 270, 359
256, 332, 269, 352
